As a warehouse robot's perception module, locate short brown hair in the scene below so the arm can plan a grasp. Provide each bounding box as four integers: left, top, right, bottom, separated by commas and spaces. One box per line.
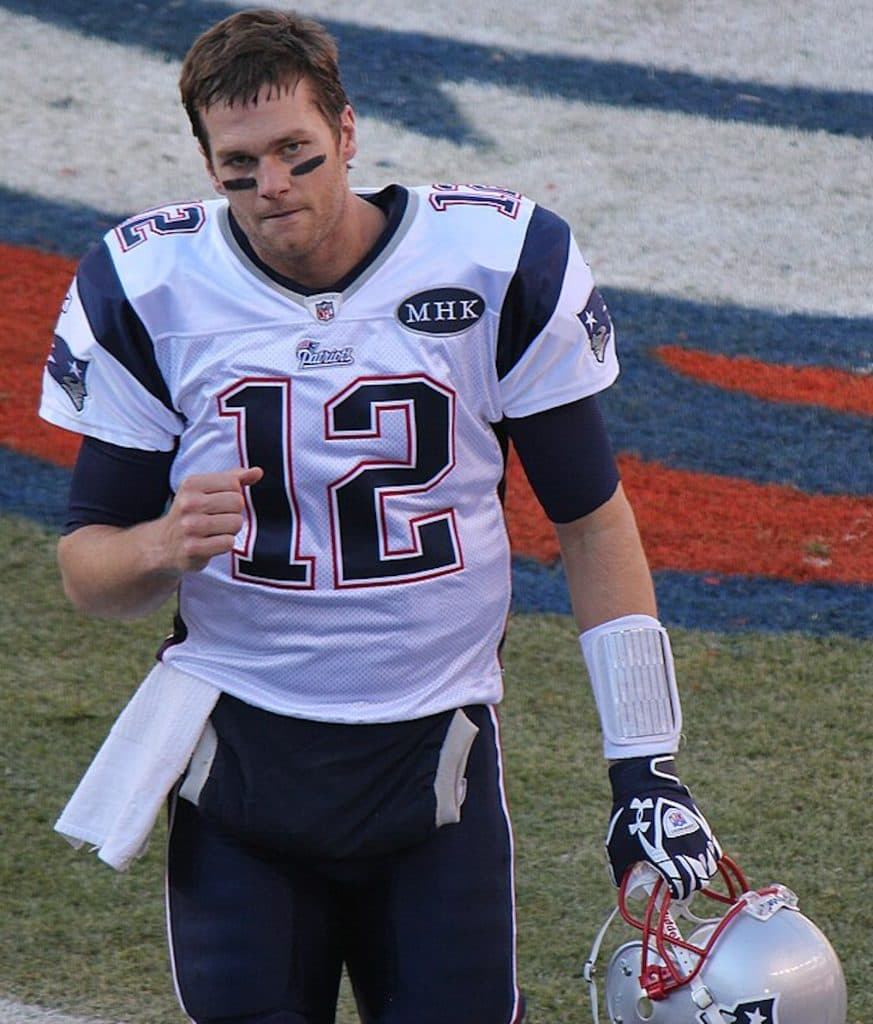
179, 9, 350, 155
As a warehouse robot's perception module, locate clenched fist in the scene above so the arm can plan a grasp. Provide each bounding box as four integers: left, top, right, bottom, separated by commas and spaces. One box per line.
161, 466, 264, 572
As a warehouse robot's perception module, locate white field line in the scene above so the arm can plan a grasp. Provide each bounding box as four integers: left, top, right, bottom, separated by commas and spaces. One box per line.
0, 999, 113, 1024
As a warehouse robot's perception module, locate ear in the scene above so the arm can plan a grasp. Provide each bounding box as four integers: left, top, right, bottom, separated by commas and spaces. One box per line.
339, 105, 358, 164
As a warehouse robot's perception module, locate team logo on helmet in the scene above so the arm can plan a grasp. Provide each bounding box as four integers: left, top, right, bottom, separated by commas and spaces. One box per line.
577, 287, 613, 363
46, 334, 90, 412
707, 995, 777, 1024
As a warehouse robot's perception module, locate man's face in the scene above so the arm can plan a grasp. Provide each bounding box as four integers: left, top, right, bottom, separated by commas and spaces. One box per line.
201, 78, 357, 282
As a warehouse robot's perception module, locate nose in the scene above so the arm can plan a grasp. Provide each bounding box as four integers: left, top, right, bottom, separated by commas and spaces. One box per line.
258, 155, 291, 199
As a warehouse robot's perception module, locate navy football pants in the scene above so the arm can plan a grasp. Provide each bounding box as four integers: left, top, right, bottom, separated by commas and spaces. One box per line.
165, 704, 524, 1024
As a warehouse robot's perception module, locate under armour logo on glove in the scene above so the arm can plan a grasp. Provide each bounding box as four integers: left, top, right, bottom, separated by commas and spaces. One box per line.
605, 755, 722, 900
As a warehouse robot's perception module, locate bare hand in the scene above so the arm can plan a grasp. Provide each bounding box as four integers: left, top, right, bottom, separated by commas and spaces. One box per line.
160, 466, 263, 573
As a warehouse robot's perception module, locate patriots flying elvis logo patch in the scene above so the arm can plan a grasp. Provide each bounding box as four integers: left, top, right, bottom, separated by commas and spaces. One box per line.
577, 287, 613, 363
47, 334, 90, 412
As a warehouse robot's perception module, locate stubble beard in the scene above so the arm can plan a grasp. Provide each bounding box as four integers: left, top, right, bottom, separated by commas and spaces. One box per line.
253, 184, 350, 287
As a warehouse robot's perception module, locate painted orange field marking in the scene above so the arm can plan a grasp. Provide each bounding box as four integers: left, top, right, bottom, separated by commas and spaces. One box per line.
0, 243, 81, 466
504, 450, 873, 585
655, 345, 873, 416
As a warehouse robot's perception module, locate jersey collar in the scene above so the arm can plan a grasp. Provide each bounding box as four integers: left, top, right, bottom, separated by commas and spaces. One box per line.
221, 184, 413, 302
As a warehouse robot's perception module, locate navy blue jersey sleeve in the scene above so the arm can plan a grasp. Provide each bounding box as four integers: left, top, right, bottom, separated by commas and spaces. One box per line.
495, 204, 570, 381
76, 240, 174, 412
505, 394, 619, 523
65, 435, 174, 534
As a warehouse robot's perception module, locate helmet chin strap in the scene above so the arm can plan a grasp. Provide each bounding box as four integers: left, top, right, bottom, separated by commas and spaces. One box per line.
584, 864, 669, 1023
584, 862, 728, 1023
583, 903, 619, 1024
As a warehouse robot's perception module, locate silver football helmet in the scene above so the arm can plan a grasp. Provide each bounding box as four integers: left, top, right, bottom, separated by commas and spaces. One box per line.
584, 855, 847, 1024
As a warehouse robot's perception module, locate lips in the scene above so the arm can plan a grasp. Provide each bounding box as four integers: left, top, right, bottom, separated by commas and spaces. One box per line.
261, 208, 299, 221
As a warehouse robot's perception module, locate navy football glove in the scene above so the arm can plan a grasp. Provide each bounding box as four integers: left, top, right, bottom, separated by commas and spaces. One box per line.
605, 755, 722, 901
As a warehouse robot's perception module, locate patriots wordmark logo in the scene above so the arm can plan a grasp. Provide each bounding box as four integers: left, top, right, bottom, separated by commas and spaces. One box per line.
577, 287, 613, 363
47, 334, 90, 411
700, 995, 778, 1024
296, 339, 354, 370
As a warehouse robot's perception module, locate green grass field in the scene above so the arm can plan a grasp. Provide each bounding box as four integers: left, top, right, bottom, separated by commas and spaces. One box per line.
1, 514, 870, 1023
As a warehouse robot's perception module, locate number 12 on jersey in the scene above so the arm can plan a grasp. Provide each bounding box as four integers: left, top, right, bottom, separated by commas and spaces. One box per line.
218, 375, 463, 589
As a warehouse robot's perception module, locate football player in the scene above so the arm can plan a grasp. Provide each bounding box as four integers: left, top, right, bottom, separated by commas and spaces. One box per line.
40, 9, 721, 1024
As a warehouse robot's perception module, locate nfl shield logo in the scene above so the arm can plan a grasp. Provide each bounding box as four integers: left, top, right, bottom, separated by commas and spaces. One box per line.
315, 299, 336, 323
305, 292, 343, 323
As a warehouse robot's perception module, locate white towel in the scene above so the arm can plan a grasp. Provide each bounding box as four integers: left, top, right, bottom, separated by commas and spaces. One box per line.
54, 660, 220, 871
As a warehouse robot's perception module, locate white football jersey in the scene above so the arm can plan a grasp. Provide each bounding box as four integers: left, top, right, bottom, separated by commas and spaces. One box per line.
40, 183, 618, 722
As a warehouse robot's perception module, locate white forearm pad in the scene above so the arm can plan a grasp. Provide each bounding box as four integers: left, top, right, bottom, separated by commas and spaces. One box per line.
580, 614, 682, 760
